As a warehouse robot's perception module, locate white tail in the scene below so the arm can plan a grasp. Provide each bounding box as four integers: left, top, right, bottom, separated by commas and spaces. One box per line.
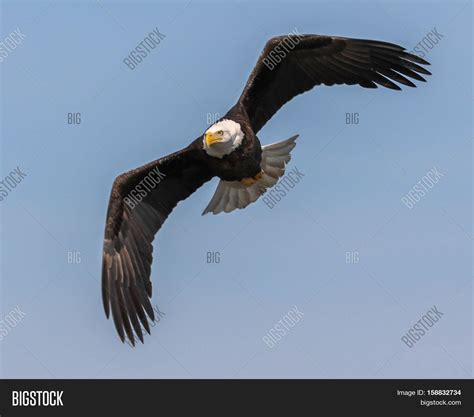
202, 135, 299, 215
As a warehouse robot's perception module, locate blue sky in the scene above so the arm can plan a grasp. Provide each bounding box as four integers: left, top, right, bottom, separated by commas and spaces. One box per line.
0, 0, 471, 378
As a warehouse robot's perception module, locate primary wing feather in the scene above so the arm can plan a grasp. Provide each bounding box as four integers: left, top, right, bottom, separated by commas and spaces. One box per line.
102, 145, 213, 345
239, 35, 431, 132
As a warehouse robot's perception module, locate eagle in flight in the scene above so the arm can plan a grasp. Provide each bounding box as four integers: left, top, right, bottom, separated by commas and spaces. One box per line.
102, 34, 431, 345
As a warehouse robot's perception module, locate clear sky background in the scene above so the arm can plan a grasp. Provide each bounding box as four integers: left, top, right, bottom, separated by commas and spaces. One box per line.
1, 0, 472, 378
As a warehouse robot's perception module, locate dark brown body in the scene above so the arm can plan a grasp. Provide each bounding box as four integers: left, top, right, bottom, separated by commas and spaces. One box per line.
189, 104, 262, 182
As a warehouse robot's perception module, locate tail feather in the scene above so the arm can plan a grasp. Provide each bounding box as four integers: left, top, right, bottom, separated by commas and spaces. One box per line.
202, 135, 299, 215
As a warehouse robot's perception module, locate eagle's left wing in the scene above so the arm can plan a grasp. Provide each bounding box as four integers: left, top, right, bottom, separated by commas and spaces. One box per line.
238, 35, 431, 133
102, 144, 213, 345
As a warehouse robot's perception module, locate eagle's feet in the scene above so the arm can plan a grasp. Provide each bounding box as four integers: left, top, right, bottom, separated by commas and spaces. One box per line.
240, 170, 264, 186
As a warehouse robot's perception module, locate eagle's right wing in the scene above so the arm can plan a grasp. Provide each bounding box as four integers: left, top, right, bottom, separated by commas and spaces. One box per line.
102, 145, 213, 345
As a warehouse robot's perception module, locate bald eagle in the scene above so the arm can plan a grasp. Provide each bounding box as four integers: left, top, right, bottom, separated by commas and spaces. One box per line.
102, 34, 431, 345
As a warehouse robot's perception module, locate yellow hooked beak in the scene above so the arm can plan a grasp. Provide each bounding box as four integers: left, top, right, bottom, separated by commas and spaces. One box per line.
205, 132, 223, 147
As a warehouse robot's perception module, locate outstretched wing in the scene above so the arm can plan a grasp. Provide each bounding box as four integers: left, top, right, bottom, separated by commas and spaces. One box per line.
102, 145, 213, 345
239, 34, 431, 132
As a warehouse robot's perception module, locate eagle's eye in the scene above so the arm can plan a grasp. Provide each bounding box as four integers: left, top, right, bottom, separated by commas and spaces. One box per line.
217, 130, 224, 135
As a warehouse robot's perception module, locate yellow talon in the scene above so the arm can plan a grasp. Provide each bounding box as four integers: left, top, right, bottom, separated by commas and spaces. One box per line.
240, 170, 264, 186
241, 177, 256, 186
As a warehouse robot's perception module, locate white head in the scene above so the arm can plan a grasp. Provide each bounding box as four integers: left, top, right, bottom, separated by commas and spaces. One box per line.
203, 119, 244, 158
